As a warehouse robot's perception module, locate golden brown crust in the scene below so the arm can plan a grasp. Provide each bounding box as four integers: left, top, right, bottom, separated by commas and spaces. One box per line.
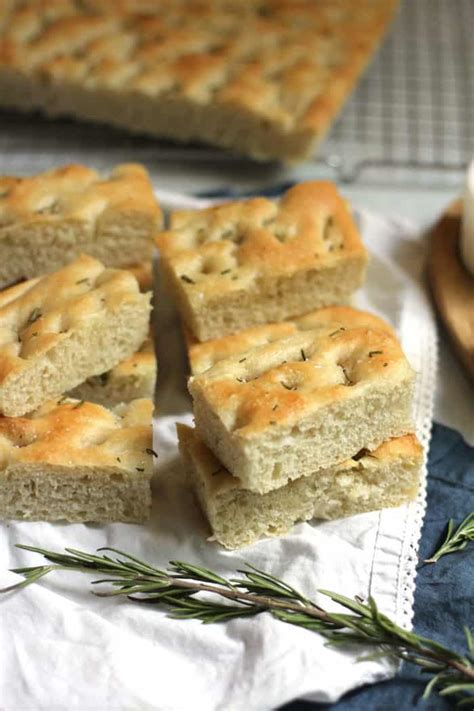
0, 397, 153, 473
0, 2, 398, 162
0, 254, 151, 385
0, 163, 161, 230
189, 323, 414, 436
157, 181, 367, 304
186, 305, 394, 374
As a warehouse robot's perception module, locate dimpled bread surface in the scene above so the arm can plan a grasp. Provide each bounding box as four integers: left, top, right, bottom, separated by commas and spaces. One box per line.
0, 1, 398, 162
186, 305, 395, 375
178, 424, 422, 549
0, 398, 153, 522
0, 163, 162, 289
188, 323, 415, 493
0, 254, 151, 417
157, 182, 368, 341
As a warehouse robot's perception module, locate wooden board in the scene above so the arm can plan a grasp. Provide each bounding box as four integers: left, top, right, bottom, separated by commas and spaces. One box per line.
428, 200, 474, 381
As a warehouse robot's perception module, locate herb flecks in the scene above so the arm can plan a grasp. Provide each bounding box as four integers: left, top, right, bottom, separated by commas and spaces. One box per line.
72, 400, 84, 410
136, 467, 145, 472
76, 278, 90, 286
2, 545, 474, 704
281, 382, 296, 391
352, 448, 376, 462
342, 367, 353, 386
27, 308, 42, 324
424, 513, 474, 564
329, 327, 345, 338
368, 350, 383, 358
301, 349, 307, 361
146, 448, 158, 458
180, 275, 195, 285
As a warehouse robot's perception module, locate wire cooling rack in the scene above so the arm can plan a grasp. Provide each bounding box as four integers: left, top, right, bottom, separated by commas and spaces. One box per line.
0, 0, 472, 185
322, 0, 474, 182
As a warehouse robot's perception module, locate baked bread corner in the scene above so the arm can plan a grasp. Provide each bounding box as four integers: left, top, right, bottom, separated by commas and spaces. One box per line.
0, 163, 161, 288
0, 254, 152, 416
158, 182, 368, 341
188, 322, 415, 493
0, 397, 154, 523
177, 424, 422, 549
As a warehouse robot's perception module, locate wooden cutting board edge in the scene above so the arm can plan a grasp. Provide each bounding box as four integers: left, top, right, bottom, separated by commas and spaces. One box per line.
427, 199, 474, 382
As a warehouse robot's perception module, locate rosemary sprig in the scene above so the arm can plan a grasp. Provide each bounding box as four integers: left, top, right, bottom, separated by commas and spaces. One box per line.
1, 545, 474, 704
425, 513, 474, 564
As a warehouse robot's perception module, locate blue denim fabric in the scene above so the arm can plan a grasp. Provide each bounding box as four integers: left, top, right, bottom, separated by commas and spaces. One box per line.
283, 423, 474, 711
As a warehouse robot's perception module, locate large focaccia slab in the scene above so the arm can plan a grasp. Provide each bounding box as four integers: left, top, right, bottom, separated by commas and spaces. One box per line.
178, 424, 422, 549
0, 163, 161, 289
157, 182, 367, 341
188, 323, 415, 493
0, 398, 153, 523
0, 255, 151, 416
0, 1, 397, 162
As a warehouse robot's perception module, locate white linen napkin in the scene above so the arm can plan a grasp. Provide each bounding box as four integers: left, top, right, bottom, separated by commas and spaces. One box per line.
0, 204, 437, 711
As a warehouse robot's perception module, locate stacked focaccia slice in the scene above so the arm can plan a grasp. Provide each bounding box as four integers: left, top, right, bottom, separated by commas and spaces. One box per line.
0, 163, 160, 523
179, 306, 422, 549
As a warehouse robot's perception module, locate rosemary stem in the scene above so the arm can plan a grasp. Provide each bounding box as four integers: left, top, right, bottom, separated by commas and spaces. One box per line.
160, 577, 328, 619
3, 544, 473, 704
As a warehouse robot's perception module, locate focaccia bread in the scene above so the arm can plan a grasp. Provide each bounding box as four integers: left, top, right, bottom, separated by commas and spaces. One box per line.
69, 260, 157, 406
69, 335, 156, 407
178, 424, 422, 549
0, 255, 151, 417
186, 305, 394, 375
188, 324, 415, 493
0, 163, 162, 289
0, 398, 154, 523
157, 182, 368, 341
0, 1, 398, 163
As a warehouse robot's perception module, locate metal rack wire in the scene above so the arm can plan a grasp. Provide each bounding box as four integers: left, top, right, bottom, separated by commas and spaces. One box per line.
323, 0, 474, 182
0, 0, 472, 184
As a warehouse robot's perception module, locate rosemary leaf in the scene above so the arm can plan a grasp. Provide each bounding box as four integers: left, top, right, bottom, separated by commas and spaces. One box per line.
424, 513, 474, 564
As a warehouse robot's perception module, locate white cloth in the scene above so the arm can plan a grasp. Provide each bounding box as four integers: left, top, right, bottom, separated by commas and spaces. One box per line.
0, 205, 439, 711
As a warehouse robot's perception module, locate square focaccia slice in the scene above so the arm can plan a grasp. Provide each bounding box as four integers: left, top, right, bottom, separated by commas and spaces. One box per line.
0, 398, 154, 523
0, 163, 162, 289
69, 262, 156, 406
178, 424, 422, 549
186, 306, 395, 375
0, 254, 151, 417
157, 182, 367, 342
188, 323, 415, 494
